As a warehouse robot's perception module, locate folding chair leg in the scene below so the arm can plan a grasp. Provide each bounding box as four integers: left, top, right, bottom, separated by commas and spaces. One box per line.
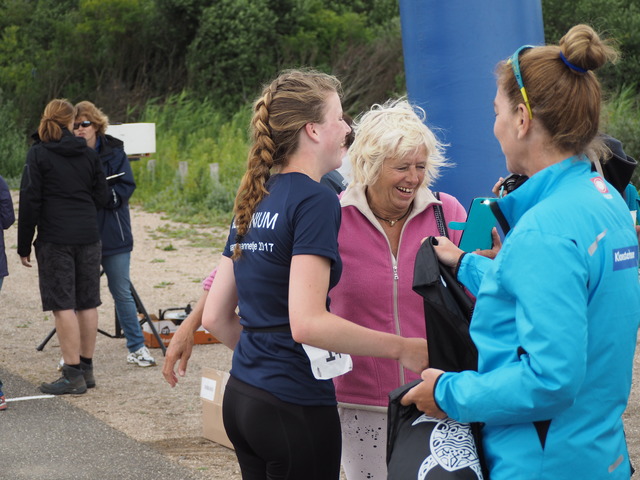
36, 328, 57, 351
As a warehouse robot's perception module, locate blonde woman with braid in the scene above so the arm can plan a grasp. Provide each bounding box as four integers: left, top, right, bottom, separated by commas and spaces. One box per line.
201, 69, 428, 480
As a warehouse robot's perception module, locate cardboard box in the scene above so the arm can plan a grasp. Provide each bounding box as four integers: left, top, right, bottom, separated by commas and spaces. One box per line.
141, 314, 220, 348
201, 368, 234, 449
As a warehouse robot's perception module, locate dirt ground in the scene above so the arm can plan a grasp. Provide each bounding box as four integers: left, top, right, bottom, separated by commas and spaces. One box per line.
1, 193, 241, 479
1, 191, 639, 478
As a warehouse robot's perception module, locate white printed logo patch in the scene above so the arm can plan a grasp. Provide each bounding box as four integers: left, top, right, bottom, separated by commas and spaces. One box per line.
613, 246, 638, 271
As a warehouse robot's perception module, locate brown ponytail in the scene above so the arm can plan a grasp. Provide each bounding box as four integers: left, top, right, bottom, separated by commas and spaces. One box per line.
38, 99, 74, 142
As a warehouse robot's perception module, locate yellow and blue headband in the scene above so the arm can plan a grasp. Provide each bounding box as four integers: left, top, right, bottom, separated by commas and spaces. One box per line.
507, 45, 534, 120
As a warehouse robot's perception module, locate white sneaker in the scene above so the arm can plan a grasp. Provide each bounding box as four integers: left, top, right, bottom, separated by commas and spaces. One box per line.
126, 346, 156, 367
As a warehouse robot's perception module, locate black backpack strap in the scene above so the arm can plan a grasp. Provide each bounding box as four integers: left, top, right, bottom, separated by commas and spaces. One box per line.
433, 191, 449, 238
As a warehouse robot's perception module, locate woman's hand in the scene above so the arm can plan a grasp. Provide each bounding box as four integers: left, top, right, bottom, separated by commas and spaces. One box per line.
474, 227, 502, 259
430, 236, 464, 268
400, 368, 447, 418
20, 256, 32, 267
398, 337, 429, 374
492, 177, 504, 197
162, 290, 208, 387
162, 320, 196, 387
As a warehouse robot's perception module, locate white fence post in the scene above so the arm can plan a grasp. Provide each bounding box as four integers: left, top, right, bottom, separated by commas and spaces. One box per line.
209, 163, 220, 183
146, 159, 156, 182
178, 161, 189, 183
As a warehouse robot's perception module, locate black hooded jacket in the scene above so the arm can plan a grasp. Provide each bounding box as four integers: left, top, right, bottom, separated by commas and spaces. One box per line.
17, 129, 109, 257
95, 134, 136, 257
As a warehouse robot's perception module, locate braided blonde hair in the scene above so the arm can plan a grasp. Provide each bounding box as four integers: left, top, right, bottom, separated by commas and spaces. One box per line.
232, 69, 341, 259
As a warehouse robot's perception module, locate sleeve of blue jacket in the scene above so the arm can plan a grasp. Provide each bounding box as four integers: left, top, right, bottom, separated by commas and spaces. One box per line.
456, 252, 492, 296
435, 228, 588, 425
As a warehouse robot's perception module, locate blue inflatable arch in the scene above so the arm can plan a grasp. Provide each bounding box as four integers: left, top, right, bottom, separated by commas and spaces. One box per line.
399, 0, 544, 209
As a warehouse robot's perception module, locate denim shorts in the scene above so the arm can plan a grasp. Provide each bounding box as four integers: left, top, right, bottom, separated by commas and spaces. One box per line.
35, 240, 102, 311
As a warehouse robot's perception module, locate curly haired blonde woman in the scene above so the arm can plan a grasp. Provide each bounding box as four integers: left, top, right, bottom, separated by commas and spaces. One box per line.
202, 70, 429, 480
330, 99, 467, 479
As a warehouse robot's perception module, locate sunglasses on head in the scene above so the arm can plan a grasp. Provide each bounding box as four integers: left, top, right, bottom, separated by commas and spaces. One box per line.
73, 120, 92, 130
507, 45, 534, 119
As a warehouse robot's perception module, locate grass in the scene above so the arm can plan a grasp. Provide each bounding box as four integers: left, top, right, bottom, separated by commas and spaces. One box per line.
129, 92, 251, 227
144, 221, 229, 251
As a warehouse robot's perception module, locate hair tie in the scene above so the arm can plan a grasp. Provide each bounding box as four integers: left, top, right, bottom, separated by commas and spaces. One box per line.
559, 51, 588, 74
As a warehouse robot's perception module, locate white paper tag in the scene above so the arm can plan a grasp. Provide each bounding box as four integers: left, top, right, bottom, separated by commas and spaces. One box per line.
301, 344, 353, 380
200, 377, 217, 401
631, 210, 637, 225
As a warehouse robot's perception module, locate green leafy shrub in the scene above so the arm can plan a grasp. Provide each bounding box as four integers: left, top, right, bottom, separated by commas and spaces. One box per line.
186, 0, 278, 109
130, 93, 251, 224
0, 91, 28, 179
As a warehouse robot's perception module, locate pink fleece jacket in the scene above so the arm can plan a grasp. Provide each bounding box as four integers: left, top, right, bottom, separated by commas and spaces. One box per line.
330, 184, 466, 407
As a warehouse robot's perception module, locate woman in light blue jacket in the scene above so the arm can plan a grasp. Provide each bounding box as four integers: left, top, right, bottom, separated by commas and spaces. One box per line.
402, 24, 640, 479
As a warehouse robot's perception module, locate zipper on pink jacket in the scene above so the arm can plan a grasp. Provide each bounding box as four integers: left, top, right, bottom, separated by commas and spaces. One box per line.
392, 259, 405, 385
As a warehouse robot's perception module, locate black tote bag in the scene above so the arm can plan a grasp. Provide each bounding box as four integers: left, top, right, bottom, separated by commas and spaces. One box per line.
411, 237, 477, 373
387, 381, 485, 479
386, 237, 488, 479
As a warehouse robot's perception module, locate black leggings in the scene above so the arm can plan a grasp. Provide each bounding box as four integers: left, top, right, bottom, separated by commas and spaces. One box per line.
223, 375, 342, 480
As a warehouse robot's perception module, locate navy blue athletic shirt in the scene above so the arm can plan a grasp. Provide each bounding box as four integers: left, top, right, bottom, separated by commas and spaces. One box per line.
222, 172, 342, 405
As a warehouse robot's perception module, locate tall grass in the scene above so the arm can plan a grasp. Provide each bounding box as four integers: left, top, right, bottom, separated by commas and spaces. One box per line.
131, 92, 252, 226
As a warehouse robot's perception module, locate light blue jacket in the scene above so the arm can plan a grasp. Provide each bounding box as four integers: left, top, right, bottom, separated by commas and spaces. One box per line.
435, 157, 640, 479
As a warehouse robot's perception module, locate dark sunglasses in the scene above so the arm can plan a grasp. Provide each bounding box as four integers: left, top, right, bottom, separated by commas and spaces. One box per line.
73, 120, 92, 130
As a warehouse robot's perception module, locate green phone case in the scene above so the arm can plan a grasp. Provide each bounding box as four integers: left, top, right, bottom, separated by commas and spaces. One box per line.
449, 197, 497, 252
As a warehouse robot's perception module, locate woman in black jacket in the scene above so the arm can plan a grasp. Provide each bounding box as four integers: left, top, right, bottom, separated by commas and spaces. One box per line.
74, 101, 156, 368
18, 98, 109, 395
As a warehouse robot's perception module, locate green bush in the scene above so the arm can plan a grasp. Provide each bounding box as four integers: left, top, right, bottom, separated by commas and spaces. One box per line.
542, 0, 640, 96
130, 93, 251, 225
0, 91, 28, 179
186, 0, 278, 109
